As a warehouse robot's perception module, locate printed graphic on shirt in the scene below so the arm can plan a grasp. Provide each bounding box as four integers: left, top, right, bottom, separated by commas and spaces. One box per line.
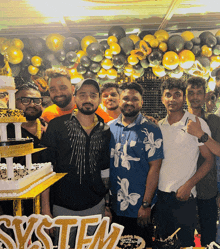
117, 177, 141, 211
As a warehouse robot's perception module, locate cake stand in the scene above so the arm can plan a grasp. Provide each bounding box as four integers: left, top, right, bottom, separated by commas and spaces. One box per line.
0, 173, 66, 216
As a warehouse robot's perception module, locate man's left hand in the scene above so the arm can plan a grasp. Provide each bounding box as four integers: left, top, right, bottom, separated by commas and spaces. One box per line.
187, 117, 204, 139
176, 183, 192, 201
137, 205, 151, 227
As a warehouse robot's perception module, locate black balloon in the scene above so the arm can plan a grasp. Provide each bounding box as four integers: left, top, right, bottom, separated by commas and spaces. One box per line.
191, 37, 201, 45
196, 56, 210, 70
112, 54, 126, 68
89, 62, 101, 73
10, 63, 21, 77
62, 59, 75, 68
0, 53, 5, 68
204, 35, 217, 48
55, 49, 66, 62
216, 36, 220, 45
28, 38, 47, 56
133, 64, 143, 74
86, 43, 104, 62
135, 41, 140, 49
63, 37, 80, 53
99, 40, 109, 50
117, 67, 124, 73
148, 50, 163, 66
191, 45, 201, 57
108, 26, 126, 41
81, 56, 91, 68
140, 59, 149, 68
119, 37, 134, 55
19, 66, 31, 81
167, 35, 185, 53
83, 70, 96, 80
199, 31, 214, 45
213, 45, 220, 56
43, 52, 60, 67
77, 63, 87, 74
184, 41, 193, 50
66, 51, 78, 63
21, 49, 32, 67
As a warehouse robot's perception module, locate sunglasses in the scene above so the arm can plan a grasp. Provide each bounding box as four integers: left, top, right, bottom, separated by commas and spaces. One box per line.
16, 97, 43, 106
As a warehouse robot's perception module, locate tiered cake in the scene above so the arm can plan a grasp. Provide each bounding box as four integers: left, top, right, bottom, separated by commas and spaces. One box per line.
0, 75, 54, 198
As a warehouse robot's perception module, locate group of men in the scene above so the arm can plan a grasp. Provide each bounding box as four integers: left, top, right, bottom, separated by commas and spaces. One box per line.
2, 66, 220, 248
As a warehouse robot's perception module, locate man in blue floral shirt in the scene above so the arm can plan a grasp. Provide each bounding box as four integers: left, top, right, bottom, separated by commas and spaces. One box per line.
109, 82, 163, 246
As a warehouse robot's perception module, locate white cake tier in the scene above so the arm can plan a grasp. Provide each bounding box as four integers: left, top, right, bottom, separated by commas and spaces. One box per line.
0, 76, 15, 90
0, 162, 54, 197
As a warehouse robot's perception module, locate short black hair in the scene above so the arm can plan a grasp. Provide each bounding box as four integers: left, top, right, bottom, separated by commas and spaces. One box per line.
186, 76, 206, 94
101, 83, 120, 95
119, 82, 144, 96
161, 78, 186, 96
15, 82, 41, 96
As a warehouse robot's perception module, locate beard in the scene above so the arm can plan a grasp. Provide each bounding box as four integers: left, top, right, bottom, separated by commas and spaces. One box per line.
76, 103, 98, 115
52, 94, 72, 108
24, 109, 42, 121
120, 105, 140, 117
107, 104, 119, 111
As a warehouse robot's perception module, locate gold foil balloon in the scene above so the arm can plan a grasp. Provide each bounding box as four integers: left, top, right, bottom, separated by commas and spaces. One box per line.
101, 58, 113, 70
162, 51, 179, 70
28, 65, 39, 75
215, 30, 220, 37
7, 46, 23, 64
143, 34, 155, 43
1, 39, 12, 53
105, 49, 113, 59
154, 30, 169, 42
110, 42, 121, 55
46, 33, 64, 52
31, 56, 42, 67
127, 54, 139, 65
181, 31, 194, 41
201, 45, 212, 57
129, 35, 140, 45
107, 68, 117, 79
149, 38, 159, 48
152, 65, 166, 77
107, 36, 118, 45
159, 42, 168, 52
97, 68, 107, 78
179, 50, 195, 69
12, 38, 24, 50
81, 36, 97, 52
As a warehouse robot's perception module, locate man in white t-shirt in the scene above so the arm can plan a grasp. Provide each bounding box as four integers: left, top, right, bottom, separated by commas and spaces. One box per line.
154, 78, 214, 247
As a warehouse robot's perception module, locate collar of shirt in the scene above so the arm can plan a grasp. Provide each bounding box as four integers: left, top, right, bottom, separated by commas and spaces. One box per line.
116, 112, 144, 128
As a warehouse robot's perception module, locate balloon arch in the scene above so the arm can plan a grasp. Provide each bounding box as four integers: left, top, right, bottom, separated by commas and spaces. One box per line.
1, 26, 220, 90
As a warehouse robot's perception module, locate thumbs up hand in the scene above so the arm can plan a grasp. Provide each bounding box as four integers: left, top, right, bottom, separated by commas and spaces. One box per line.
187, 116, 204, 138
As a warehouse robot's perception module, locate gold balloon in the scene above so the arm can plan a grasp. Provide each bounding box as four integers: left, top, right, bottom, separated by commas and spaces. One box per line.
179, 50, 195, 69
110, 42, 121, 55
152, 66, 166, 77
105, 49, 112, 59
31, 56, 42, 67
159, 42, 168, 52
181, 31, 194, 41
127, 55, 139, 65
0, 38, 7, 48
154, 30, 169, 42
7, 46, 23, 64
97, 68, 107, 78
12, 38, 24, 50
1, 39, 12, 53
28, 65, 39, 75
81, 36, 97, 52
107, 68, 117, 79
143, 34, 155, 43
201, 45, 212, 57
46, 33, 64, 52
101, 59, 113, 70
107, 36, 118, 45
149, 38, 159, 48
216, 30, 220, 37
162, 51, 179, 70
129, 35, 140, 44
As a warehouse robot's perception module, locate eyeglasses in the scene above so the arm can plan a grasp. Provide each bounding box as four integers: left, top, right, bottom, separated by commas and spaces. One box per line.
16, 97, 43, 106
0, 92, 8, 99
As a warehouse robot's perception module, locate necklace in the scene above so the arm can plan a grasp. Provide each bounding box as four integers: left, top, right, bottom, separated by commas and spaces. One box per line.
74, 109, 98, 130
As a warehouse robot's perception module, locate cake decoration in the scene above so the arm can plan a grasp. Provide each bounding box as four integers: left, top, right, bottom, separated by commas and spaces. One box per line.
116, 235, 146, 249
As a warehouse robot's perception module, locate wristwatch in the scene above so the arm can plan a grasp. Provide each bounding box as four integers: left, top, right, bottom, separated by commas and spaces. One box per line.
142, 201, 151, 209
198, 132, 209, 143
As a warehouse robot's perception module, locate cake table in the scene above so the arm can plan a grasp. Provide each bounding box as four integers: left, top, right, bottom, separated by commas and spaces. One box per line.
0, 173, 66, 216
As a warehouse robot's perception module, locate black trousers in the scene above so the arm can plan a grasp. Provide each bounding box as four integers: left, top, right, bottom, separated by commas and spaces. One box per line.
154, 190, 197, 247
111, 209, 154, 247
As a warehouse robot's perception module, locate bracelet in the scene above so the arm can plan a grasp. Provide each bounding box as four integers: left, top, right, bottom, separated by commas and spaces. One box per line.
105, 202, 111, 207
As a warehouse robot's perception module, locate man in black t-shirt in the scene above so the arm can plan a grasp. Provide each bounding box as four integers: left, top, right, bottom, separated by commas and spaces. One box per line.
41, 79, 111, 248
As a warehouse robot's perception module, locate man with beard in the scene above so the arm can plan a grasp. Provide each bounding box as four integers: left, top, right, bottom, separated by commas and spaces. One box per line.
41, 79, 111, 248
101, 83, 121, 119
109, 82, 163, 247
42, 67, 113, 123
